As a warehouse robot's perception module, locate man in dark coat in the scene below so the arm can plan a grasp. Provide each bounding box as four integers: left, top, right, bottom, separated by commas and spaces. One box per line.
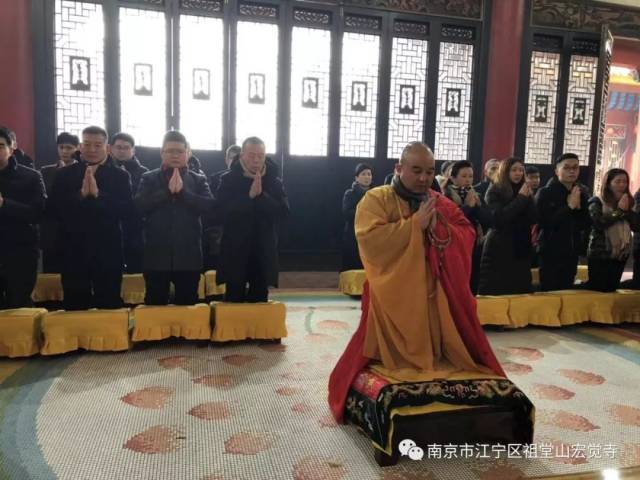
3, 128, 35, 170
204, 145, 241, 269
135, 131, 214, 305
535, 153, 591, 291
109, 132, 148, 273
216, 137, 289, 302
342, 163, 372, 271
0, 127, 46, 308
39, 132, 79, 273
50, 126, 132, 310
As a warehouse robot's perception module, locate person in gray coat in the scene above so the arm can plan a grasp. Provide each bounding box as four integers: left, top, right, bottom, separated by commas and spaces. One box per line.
135, 131, 213, 305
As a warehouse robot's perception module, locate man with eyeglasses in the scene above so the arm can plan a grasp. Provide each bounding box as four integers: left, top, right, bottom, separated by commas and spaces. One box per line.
535, 153, 591, 291
110, 132, 148, 273
0, 127, 46, 308
50, 125, 132, 310
134, 131, 213, 305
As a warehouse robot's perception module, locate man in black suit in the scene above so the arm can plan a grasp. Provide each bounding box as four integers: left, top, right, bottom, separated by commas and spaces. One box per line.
40, 132, 79, 273
0, 127, 46, 308
50, 126, 132, 310
109, 132, 148, 273
135, 131, 213, 305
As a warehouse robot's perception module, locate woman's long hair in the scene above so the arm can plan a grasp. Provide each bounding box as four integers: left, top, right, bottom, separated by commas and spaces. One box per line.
601, 168, 634, 209
494, 157, 525, 198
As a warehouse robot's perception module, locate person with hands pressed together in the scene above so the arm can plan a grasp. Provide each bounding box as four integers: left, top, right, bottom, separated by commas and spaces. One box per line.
444, 161, 491, 294
535, 153, 590, 291
215, 136, 289, 303
134, 131, 213, 305
328, 141, 505, 422
586, 168, 640, 292
50, 125, 132, 310
478, 157, 537, 295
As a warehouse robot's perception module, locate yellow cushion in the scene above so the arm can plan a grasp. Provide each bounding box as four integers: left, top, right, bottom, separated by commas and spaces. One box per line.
204, 270, 226, 296
122, 274, 146, 305
32, 274, 63, 302
613, 290, 640, 323
41, 309, 130, 355
476, 296, 511, 326
198, 274, 206, 299
531, 266, 588, 286
508, 294, 562, 327
576, 265, 589, 282
543, 290, 609, 326
211, 301, 287, 341
122, 274, 206, 304
588, 292, 616, 324
339, 270, 365, 296
0, 308, 47, 358
530, 268, 540, 285
132, 304, 211, 341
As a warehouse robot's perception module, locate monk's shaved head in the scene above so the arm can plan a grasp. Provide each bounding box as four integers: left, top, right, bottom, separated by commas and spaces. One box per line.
396, 142, 436, 194
399, 142, 434, 165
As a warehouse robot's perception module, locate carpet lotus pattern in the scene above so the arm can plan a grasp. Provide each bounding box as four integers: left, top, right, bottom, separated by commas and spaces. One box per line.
0, 294, 639, 479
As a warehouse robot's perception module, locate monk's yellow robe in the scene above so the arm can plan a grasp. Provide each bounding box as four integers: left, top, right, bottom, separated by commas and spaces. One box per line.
355, 185, 494, 381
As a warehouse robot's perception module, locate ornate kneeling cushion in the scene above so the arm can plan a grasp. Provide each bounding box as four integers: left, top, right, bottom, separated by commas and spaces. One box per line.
344, 368, 535, 456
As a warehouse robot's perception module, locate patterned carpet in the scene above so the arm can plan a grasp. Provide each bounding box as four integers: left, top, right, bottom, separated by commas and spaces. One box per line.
0, 294, 639, 480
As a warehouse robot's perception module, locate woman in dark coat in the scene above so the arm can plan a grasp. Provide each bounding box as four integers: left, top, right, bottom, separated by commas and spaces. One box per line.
444, 161, 491, 295
215, 137, 289, 302
341, 163, 372, 272
586, 169, 640, 292
478, 157, 537, 295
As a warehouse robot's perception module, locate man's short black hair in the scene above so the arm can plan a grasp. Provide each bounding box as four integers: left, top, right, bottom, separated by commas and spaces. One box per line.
555, 152, 579, 166
57, 132, 80, 146
525, 165, 540, 175
242, 136, 265, 150
162, 130, 188, 149
450, 160, 473, 178
82, 125, 108, 140
0, 127, 12, 146
110, 132, 135, 147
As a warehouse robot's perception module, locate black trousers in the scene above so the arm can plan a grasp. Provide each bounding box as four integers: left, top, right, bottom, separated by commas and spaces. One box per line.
0, 247, 38, 309
42, 248, 63, 273
539, 254, 579, 292
587, 257, 626, 292
224, 254, 269, 303
144, 270, 201, 305
633, 250, 640, 287
124, 245, 144, 274
62, 261, 123, 310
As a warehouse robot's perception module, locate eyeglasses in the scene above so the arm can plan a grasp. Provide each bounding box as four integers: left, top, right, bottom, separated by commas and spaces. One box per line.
112, 144, 132, 150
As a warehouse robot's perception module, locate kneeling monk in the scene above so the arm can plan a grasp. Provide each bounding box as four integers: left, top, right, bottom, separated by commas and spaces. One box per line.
328, 142, 505, 422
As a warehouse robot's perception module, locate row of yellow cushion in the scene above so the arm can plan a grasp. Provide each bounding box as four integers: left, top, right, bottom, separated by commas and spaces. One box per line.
32, 271, 226, 303
338, 267, 590, 296
0, 302, 287, 358
476, 289, 640, 327
338, 269, 640, 328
